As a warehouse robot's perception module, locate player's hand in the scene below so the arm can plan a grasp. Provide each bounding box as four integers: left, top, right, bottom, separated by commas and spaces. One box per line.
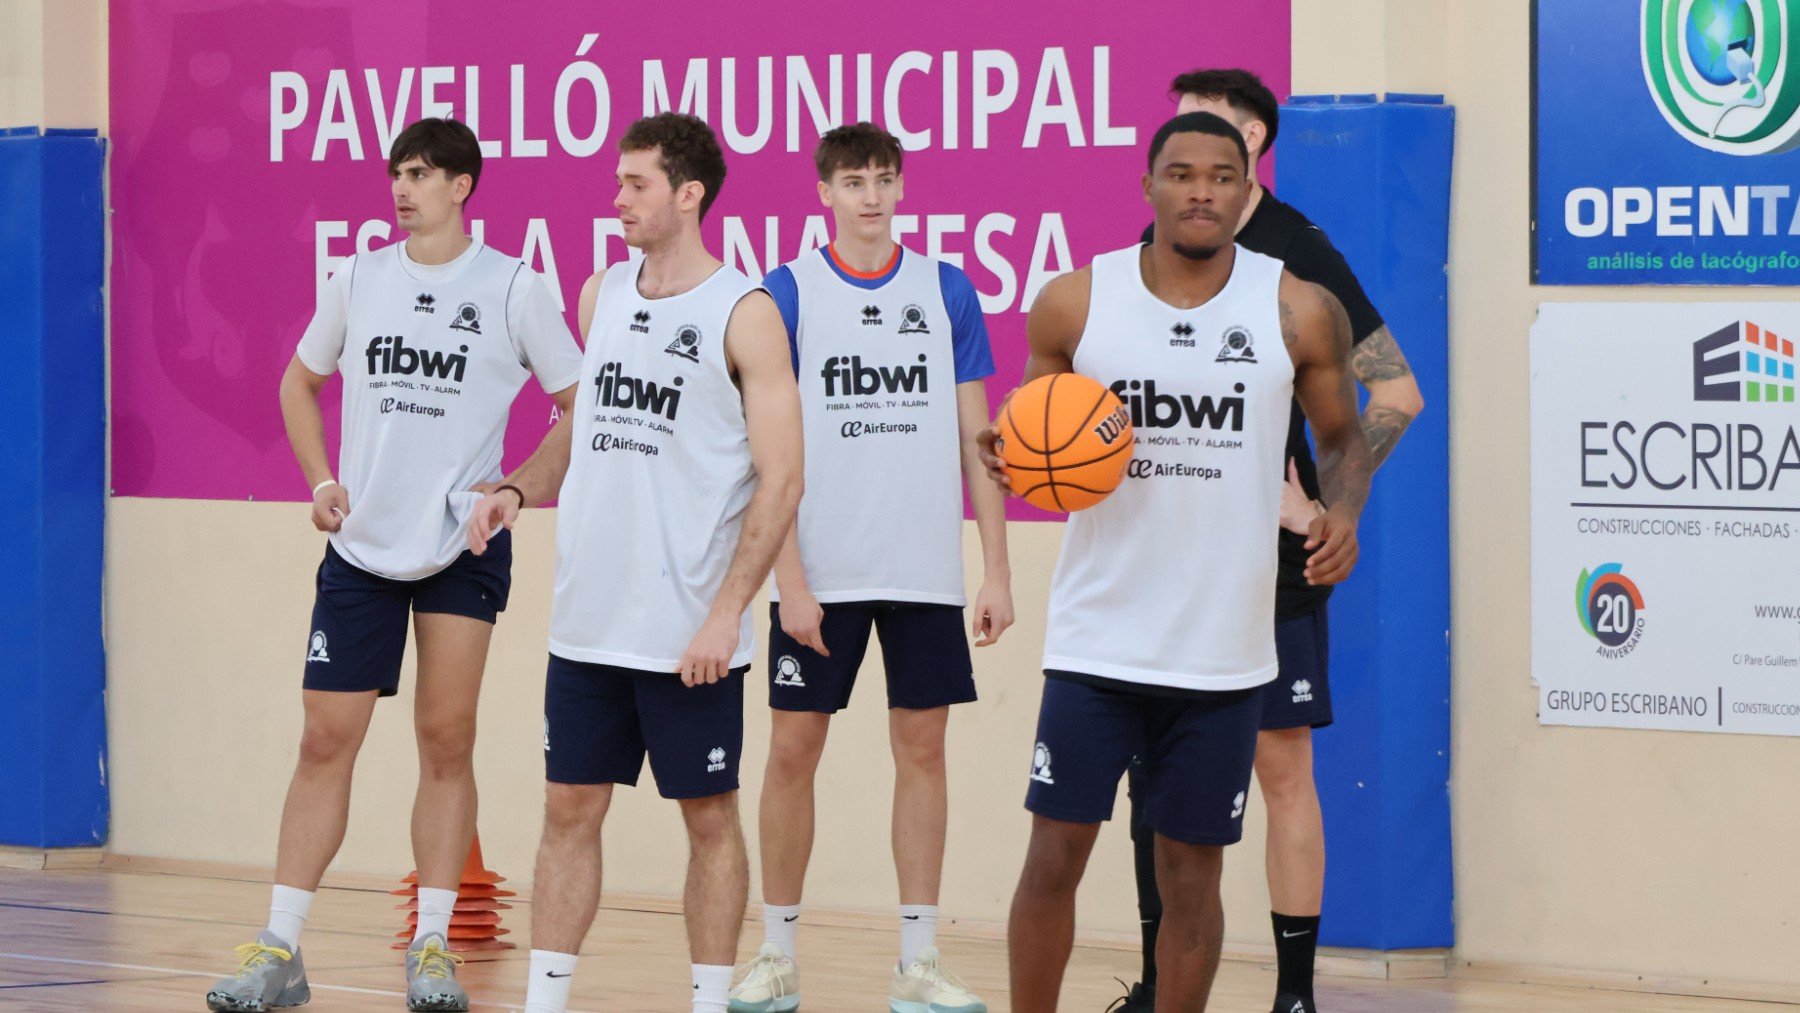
972, 580, 1015, 647
976, 388, 1016, 494
466, 487, 522, 556
1303, 505, 1360, 585
1279, 459, 1326, 535
778, 588, 829, 657
311, 482, 350, 533
678, 613, 740, 687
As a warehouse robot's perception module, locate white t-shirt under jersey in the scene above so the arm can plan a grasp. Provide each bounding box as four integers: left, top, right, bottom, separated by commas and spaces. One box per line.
1043, 244, 1294, 692
549, 261, 766, 672
295, 240, 583, 581
761, 245, 995, 605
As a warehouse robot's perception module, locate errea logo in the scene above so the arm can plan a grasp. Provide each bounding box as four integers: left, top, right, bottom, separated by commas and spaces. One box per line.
1230, 790, 1246, 819
860, 305, 883, 326
1291, 679, 1314, 703
414, 293, 436, 314
706, 747, 728, 772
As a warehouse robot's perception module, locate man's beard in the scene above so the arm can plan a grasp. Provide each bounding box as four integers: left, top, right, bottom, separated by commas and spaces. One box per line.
1171, 241, 1223, 262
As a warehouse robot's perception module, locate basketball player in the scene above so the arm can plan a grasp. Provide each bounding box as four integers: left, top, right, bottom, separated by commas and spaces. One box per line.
727, 122, 1009, 1013
462, 113, 803, 1013
1108, 69, 1426, 1013
994, 112, 1374, 1011
207, 118, 584, 1013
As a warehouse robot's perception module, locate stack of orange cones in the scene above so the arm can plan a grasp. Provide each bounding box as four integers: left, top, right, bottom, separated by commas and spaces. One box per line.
391, 833, 516, 957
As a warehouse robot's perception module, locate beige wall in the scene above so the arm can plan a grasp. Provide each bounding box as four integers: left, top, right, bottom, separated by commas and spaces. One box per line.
0, 0, 105, 130
95, 0, 1800, 999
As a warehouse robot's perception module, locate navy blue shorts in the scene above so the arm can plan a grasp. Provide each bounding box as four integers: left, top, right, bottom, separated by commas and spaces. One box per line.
302, 534, 511, 697
766, 601, 975, 713
544, 655, 746, 799
1262, 607, 1332, 731
1024, 675, 1261, 846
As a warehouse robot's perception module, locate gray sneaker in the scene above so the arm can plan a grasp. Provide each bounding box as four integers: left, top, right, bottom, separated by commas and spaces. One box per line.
405, 932, 469, 1011
206, 931, 311, 1011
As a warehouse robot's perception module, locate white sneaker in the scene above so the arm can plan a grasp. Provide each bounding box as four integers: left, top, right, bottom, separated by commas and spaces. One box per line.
728, 941, 800, 1013
889, 947, 987, 1013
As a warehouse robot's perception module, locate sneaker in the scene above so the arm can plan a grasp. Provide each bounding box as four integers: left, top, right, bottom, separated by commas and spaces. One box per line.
1272, 992, 1315, 1013
405, 932, 468, 1011
889, 947, 986, 1013
728, 941, 800, 1012
205, 931, 311, 1011
1105, 979, 1155, 1012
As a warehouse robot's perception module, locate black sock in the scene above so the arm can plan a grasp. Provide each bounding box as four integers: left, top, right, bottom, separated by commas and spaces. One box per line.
1127, 758, 1160, 989
1271, 911, 1320, 1002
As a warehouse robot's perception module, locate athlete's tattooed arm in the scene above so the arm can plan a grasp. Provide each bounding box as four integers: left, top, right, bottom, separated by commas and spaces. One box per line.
975, 267, 1092, 491
677, 290, 805, 686
1282, 274, 1373, 586
1349, 325, 1424, 470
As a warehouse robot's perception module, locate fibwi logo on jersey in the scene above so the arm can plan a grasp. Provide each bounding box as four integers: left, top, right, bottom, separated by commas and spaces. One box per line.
1642, 0, 1800, 155
1576, 563, 1647, 658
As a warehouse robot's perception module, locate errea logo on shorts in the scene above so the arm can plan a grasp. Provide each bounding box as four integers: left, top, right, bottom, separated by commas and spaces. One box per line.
1230, 791, 1246, 819
1291, 679, 1314, 703
1030, 743, 1055, 785
306, 631, 330, 663
774, 655, 805, 687
707, 747, 728, 772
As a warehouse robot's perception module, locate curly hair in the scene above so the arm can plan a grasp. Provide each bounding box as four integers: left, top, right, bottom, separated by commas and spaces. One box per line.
619, 113, 728, 219
1169, 69, 1279, 152
814, 122, 903, 181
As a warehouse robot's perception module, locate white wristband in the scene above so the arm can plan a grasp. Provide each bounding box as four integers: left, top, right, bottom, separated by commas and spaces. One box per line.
312, 479, 339, 496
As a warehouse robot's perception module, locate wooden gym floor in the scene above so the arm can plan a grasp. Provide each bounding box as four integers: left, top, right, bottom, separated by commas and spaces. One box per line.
0, 867, 1788, 1011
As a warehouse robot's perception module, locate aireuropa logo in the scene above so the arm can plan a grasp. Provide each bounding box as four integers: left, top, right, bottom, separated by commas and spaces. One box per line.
1576, 563, 1647, 658
1643, 0, 1800, 155
1694, 320, 1797, 402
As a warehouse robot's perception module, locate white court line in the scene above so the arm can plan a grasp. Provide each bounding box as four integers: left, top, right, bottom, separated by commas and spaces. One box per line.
0, 951, 599, 1011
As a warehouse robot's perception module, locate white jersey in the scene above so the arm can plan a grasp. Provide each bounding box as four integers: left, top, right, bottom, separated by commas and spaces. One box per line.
295, 240, 583, 581
549, 261, 765, 672
764, 246, 995, 605
1043, 244, 1294, 692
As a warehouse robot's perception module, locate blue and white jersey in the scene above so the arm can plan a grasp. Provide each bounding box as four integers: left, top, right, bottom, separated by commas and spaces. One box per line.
763, 245, 995, 605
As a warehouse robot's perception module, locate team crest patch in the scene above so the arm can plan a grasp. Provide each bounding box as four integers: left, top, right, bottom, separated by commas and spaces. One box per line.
307, 631, 330, 663
1216, 325, 1255, 363
450, 301, 482, 334
898, 304, 930, 334
666, 324, 702, 361
1030, 742, 1055, 784
774, 655, 805, 687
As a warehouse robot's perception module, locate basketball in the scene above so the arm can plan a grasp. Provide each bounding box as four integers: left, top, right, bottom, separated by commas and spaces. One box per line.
995, 373, 1135, 512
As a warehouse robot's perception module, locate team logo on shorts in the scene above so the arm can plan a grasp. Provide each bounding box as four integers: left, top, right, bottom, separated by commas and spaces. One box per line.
1216, 325, 1256, 363
543, 718, 551, 752
1230, 790, 1246, 819
450, 302, 482, 334
1291, 679, 1314, 703
898, 304, 930, 334
1030, 743, 1055, 785
306, 631, 330, 663
666, 325, 702, 362
707, 746, 728, 773
774, 655, 806, 688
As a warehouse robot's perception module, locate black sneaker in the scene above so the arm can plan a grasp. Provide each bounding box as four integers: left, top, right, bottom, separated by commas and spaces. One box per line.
1105, 979, 1155, 1012
1273, 992, 1316, 1013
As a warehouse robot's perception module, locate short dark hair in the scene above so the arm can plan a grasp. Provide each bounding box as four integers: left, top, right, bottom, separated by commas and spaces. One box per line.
619, 113, 729, 219
814, 122, 904, 181
1147, 112, 1249, 173
387, 118, 483, 201
1169, 68, 1280, 152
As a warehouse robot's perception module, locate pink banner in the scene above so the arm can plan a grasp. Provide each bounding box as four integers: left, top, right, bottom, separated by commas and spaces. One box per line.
109, 0, 1289, 510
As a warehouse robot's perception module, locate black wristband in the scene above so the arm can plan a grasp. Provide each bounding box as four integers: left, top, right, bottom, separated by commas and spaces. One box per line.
496, 484, 526, 509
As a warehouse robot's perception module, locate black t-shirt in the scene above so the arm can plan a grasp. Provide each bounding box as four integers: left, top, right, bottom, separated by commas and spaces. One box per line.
1140, 189, 1384, 620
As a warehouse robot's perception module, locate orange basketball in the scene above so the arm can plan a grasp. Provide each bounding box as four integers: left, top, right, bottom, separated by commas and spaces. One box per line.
996, 373, 1135, 512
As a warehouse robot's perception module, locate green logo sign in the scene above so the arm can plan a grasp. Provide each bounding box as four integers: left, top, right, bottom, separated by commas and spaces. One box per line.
1643, 0, 1800, 154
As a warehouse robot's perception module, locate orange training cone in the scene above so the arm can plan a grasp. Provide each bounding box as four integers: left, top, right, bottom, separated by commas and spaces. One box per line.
392, 833, 516, 957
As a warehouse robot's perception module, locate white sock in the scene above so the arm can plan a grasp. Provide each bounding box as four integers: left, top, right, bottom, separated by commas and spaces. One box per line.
414, 887, 459, 944
899, 904, 939, 967
525, 949, 578, 1013
266, 885, 314, 949
692, 963, 732, 1013
762, 902, 801, 958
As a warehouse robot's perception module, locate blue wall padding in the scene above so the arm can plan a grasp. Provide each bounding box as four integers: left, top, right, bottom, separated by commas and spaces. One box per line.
1280, 96, 1454, 950
0, 131, 109, 847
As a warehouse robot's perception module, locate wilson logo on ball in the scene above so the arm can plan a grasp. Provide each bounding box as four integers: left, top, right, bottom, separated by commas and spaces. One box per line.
996, 373, 1135, 512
